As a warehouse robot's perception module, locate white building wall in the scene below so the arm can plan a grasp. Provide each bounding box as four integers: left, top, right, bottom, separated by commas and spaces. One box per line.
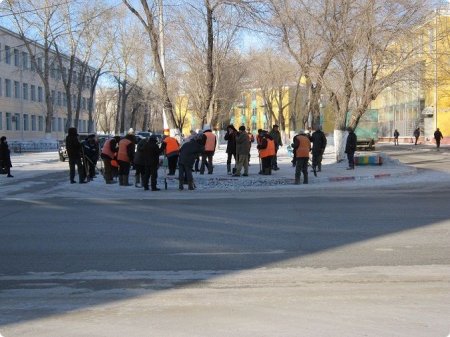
0, 27, 95, 143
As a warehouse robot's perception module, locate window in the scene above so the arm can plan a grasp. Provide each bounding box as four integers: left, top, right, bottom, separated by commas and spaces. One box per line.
52, 117, 57, 131
0, 43, 2, 62
37, 57, 42, 71
6, 112, 12, 130
58, 117, 62, 132
51, 90, 56, 105
38, 86, 43, 102
82, 97, 86, 110
23, 83, 28, 100
5, 45, 11, 64
5, 79, 12, 97
14, 113, 20, 130
63, 95, 67, 107
0, 77, 2, 96
57, 91, 62, 106
0, 112, 2, 130
14, 81, 20, 98
31, 115, 36, 131
73, 71, 77, 84
31, 57, 35, 72
72, 94, 76, 109
23, 114, 29, 131
22, 51, 28, 69
50, 65, 55, 78
38, 116, 44, 131
31, 85, 36, 101
14, 49, 19, 66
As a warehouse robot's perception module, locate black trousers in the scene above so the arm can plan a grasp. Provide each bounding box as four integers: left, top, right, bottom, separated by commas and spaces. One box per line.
69, 156, 85, 182
168, 155, 179, 174
143, 164, 158, 189
347, 151, 355, 168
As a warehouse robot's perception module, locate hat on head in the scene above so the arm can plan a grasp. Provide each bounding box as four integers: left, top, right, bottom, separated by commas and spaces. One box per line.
0, 136, 6, 142
239, 125, 246, 131
273, 124, 279, 128
203, 124, 211, 131
127, 128, 135, 135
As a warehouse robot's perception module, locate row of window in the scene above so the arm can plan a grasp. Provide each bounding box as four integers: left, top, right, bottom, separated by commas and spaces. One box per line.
1, 43, 92, 87
0, 77, 91, 109
0, 112, 89, 133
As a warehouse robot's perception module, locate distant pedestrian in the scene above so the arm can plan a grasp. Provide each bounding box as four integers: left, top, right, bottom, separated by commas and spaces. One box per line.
413, 127, 420, 145
178, 135, 204, 190
394, 129, 399, 146
345, 127, 357, 170
269, 124, 283, 170
293, 129, 311, 184
434, 128, 443, 150
65, 127, 86, 184
310, 125, 327, 173
0, 136, 13, 178
233, 125, 250, 177
224, 124, 237, 175
200, 125, 217, 175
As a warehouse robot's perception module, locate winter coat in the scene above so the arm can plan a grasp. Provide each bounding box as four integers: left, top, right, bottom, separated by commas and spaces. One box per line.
0, 140, 12, 168
293, 134, 311, 158
413, 129, 420, 138
65, 128, 82, 160
140, 137, 164, 167
434, 130, 443, 141
179, 139, 204, 167
345, 131, 357, 154
269, 129, 283, 148
394, 130, 400, 138
82, 139, 99, 162
224, 127, 237, 154
311, 130, 327, 155
134, 138, 147, 166
235, 131, 251, 156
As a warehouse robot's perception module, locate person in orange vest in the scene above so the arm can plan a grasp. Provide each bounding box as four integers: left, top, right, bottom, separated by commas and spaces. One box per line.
162, 135, 180, 175
257, 131, 276, 175
200, 125, 217, 174
293, 129, 311, 184
117, 129, 135, 186
101, 136, 121, 184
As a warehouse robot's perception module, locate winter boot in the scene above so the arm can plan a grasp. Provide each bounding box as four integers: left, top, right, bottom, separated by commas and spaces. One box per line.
135, 174, 142, 188
188, 180, 195, 190
303, 175, 308, 184
263, 168, 271, 175
317, 163, 322, 172
119, 175, 124, 186
179, 182, 184, 190
124, 175, 132, 186
227, 164, 231, 175
295, 176, 300, 185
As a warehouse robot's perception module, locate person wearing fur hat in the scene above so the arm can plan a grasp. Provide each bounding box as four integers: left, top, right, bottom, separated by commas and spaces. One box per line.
310, 125, 327, 173
224, 124, 237, 175
293, 129, 311, 184
199, 124, 216, 174
0, 136, 13, 177
65, 127, 86, 184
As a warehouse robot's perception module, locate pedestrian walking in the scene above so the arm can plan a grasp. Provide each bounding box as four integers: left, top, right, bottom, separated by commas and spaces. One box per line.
233, 125, 250, 177
224, 124, 237, 175
269, 124, 283, 170
65, 127, 86, 184
200, 125, 217, 175
178, 135, 204, 190
413, 127, 420, 145
310, 125, 327, 173
257, 131, 276, 175
434, 128, 443, 150
101, 136, 120, 184
117, 129, 135, 186
162, 135, 180, 175
345, 127, 357, 170
394, 129, 400, 146
293, 130, 311, 184
141, 135, 165, 191
0, 136, 13, 178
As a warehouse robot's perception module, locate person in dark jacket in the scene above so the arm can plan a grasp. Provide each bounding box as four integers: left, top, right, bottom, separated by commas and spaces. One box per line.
224, 124, 237, 174
65, 127, 86, 184
345, 127, 357, 170
434, 128, 443, 150
310, 125, 327, 172
393, 129, 400, 146
133, 137, 147, 188
141, 135, 165, 191
178, 136, 205, 190
413, 127, 420, 145
269, 124, 283, 170
82, 134, 99, 181
0, 136, 13, 177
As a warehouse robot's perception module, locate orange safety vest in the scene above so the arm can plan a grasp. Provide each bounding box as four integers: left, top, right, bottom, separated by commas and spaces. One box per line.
101, 139, 116, 159
259, 138, 276, 158
295, 135, 311, 158
163, 137, 180, 156
117, 138, 132, 162
204, 132, 216, 152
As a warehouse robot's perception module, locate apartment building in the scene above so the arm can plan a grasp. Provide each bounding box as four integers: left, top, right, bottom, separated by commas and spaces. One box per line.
0, 26, 94, 143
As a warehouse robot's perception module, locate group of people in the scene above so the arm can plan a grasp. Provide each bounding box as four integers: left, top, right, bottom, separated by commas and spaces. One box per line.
393, 127, 443, 149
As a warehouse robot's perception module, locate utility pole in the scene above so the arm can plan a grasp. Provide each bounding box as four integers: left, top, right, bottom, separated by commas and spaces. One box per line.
158, 0, 170, 136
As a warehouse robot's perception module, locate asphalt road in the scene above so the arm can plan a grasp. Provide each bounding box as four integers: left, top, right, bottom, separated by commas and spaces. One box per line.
0, 145, 449, 337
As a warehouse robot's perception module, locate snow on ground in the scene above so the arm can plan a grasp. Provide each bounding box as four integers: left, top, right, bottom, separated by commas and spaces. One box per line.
1, 143, 448, 200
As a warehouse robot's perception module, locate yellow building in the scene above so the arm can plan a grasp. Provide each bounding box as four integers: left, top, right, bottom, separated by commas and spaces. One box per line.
376, 9, 450, 144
